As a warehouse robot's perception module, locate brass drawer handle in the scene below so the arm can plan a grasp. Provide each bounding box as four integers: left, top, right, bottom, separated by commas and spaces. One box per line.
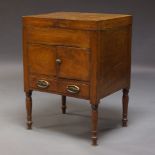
37, 80, 49, 89
66, 85, 80, 94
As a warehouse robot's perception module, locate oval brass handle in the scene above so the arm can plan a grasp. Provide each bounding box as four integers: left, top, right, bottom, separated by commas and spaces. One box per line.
66, 85, 80, 94
56, 59, 62, 64
37, 80, 49, 89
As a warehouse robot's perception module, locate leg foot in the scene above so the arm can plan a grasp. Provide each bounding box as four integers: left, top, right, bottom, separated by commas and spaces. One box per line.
122, 88, 129, 127
27, 121, 32, 130
26, 91, 32, 129
91, 104, 98, 146
62, 95, 66, 114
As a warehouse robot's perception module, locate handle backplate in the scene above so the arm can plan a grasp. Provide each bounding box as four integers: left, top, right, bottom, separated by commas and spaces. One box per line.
66, 85, 80, 94
37, 80, 49, 89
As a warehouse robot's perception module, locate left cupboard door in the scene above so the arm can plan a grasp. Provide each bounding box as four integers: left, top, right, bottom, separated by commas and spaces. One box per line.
27, 44, 57, 76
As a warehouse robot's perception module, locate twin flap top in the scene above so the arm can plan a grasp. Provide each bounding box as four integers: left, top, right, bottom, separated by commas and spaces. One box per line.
23, 12, 132, 30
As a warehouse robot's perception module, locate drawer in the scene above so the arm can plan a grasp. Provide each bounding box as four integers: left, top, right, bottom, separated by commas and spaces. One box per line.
57, 79, 90, 99
29, 75, 57, 92
27, 27, 90, 48
29, 75, 90, 99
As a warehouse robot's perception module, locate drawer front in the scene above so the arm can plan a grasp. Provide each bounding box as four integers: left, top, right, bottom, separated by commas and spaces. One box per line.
29, 76, 90, 99
57, 79, 90, 99
28, 44, 56, 76
27, 27, 90, 48
57, 46, 90, 81
29, 75, 57, 92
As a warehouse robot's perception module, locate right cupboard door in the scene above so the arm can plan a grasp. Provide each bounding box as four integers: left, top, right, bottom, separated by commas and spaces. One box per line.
57, 46, 90, 81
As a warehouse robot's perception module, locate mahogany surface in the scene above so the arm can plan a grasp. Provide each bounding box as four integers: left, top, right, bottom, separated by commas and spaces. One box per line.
23, 12, 132, 145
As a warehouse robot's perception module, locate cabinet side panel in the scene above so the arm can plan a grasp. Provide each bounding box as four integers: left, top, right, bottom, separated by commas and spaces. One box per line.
99, 25, 132, 98
23, 19, 30, 92
90, 31, 101, 103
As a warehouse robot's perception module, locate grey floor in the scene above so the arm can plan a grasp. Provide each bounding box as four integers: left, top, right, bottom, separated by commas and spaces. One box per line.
0, 63, 155, 155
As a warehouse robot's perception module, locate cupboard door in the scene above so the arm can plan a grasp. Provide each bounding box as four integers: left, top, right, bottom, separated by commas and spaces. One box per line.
57, 46, 90, 81
28, 44, 56, 76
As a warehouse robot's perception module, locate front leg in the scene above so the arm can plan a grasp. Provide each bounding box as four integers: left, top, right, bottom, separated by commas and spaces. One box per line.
26, 90, 32, 129
91, 104, 99, 146
122, 88, 129, 127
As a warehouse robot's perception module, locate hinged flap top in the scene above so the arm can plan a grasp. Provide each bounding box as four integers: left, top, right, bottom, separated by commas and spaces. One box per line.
23, 12, 132, 30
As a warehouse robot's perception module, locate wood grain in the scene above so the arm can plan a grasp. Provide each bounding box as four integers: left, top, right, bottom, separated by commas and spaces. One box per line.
23, 12, 132, 30
23, 12, 132, 145
57, 46, 90, 81
99, 26, 132, 98
28, 44, 57, 76
26, 27, 90, 48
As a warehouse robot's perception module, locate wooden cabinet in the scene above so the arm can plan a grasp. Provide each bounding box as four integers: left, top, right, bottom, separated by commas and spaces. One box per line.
23, 12, 132, 145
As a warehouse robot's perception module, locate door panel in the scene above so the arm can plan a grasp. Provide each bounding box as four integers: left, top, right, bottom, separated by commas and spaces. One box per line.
57, 46, 90, 81
28, 44, 56, 76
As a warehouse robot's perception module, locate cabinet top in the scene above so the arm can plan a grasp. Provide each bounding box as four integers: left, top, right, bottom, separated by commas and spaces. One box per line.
23, 12, 132, 30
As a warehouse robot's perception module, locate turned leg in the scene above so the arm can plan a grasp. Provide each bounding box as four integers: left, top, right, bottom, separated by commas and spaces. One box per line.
122, 88, 129, 127
91, 104, 99, 146
62, 95, 66, 114
26, 91, 32, 129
